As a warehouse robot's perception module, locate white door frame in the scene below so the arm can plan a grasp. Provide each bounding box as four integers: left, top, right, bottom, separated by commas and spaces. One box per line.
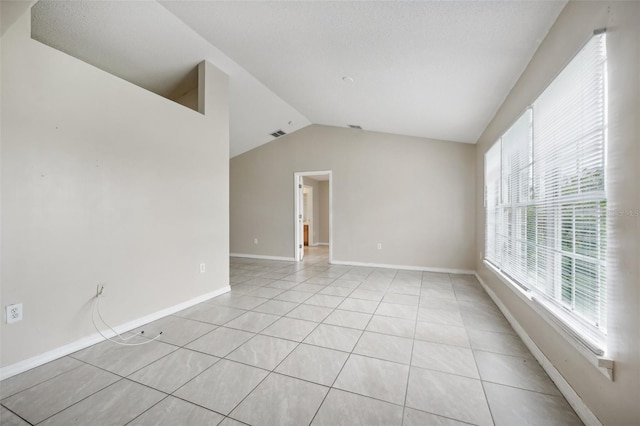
294, 171, 332, 262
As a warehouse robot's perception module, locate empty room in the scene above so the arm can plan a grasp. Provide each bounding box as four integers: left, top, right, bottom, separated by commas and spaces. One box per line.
1, 1, 638, 425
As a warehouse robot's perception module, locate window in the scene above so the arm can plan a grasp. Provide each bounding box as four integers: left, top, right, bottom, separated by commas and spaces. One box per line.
484, 33, 607, 353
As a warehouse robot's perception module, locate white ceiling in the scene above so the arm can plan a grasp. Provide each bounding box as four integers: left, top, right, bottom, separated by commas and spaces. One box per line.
30, 0, 311, 157
30, 0, 566, 156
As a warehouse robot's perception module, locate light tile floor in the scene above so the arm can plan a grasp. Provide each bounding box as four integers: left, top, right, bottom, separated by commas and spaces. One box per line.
0, 246, 583, 425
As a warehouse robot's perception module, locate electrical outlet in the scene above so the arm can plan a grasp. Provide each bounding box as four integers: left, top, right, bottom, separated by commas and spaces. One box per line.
377, 243, 382, 250
6, 303, 23, 324
200, 263, 206, 273
253, 238, 258, 245
96, 284, 105, 297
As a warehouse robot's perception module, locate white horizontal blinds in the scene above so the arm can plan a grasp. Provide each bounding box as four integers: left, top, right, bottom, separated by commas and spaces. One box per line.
531, 33, 607, 346
500, 110, 533, 287
484, 33, 607, 351
485, 142, 501, 265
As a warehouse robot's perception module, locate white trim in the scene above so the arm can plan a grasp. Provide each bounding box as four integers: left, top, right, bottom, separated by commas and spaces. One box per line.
295, 174, 304, 261
0, 286, 230, 381
475, 272, 602, 426
316, 242, 329, 246
328, 174, 333, 263
483, 260, 612, 379
330, 259, 474, 275
230, 253, 295, 262
294, 171, 333, 263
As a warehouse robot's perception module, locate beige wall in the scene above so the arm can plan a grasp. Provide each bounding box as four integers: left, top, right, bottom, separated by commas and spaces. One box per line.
174, 87, 198, 112
474, 2, 640, 424
318, 181, 330, 244
230, 125, 475, 270
0, 10, 229, 369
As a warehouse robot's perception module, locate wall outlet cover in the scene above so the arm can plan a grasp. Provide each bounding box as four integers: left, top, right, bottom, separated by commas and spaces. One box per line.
6, 303, 23, 324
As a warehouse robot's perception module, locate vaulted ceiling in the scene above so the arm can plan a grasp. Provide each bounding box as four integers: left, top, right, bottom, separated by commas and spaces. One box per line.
30, 0, 566, 157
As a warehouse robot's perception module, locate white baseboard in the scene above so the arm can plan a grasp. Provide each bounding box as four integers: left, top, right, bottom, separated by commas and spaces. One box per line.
0, 285, 230, 381
230, 253, 295, 262
330, 259, 474, 275
316, 243, 329, 246
474, 272, 601, 426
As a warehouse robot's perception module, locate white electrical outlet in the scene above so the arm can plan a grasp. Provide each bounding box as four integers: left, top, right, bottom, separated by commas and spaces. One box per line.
253, 238, 258, 245
377, 243, 382, 250
6, 303, 23, 324
200, 263, 206, 273
96, 284, 105, 297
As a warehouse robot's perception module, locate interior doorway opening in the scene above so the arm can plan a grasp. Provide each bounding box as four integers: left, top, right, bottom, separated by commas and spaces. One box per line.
294, 171, 332, 262
303, 184, 313, 246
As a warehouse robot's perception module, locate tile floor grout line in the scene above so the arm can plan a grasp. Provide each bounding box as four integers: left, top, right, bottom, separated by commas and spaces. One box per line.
229, 323, 331, 420
168, 386, 228, 417
471, 347, 542, 361
296, 264, 373, 418
167, 353, 227, 398
254, 265, 363, 376
479, 379, 497, 426
117, 344, 183, 379
6, 250, 577, 425
0, 359, 86, 401
228, 296, 551, 386
220, 323, 323, 419
1, 403, 34, 426
465, 275, 498, 426
63, 355, 132, 381
122, 394, 172, 426
478, 378, 567, 398
308, 267, 396, 425
207, 278, 334, 424
399, 272, 425, 426
399, 357, 491, 382
65, 344, 181, 385
408, 273, 491, 426
29, 376, 131, 425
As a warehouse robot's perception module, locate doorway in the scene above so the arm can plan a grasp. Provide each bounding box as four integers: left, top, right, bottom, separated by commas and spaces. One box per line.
303, 184, 313, 246
294, 171, 332, 262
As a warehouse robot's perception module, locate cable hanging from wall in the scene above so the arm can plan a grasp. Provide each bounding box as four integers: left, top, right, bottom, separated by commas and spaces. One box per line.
92, 285, 163, 346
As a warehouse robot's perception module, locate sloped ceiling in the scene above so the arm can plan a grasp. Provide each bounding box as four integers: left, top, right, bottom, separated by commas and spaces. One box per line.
30, 0, 311, 157
30, 0, 566, 157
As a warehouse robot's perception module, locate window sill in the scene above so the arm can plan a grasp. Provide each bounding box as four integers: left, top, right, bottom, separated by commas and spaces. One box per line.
482, 259, 614, 381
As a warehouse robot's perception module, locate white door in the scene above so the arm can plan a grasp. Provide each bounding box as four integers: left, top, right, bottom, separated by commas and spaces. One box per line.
298, 176, 305, 260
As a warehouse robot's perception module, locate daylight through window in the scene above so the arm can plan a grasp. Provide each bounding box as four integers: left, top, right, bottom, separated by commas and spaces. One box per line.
484, 33, 607, 352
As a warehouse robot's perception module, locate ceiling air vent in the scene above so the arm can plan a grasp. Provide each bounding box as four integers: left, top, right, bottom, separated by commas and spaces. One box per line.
270, 129, 286, 138
348, 124, 362, 130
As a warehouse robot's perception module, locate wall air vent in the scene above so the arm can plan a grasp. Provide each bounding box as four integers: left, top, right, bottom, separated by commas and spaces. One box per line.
270, 129, 286, 138
348, 124, 362, 129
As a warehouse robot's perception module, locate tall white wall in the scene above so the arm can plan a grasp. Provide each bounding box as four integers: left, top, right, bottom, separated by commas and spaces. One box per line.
474, 2, 640, 424
230, 124, 475, 271
0, 9, 229, 370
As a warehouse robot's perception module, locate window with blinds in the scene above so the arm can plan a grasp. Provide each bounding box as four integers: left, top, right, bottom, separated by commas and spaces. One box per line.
484, 33, 607, 353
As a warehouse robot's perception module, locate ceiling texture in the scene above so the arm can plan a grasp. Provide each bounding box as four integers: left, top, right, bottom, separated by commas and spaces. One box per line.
30, 0, 566, 157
